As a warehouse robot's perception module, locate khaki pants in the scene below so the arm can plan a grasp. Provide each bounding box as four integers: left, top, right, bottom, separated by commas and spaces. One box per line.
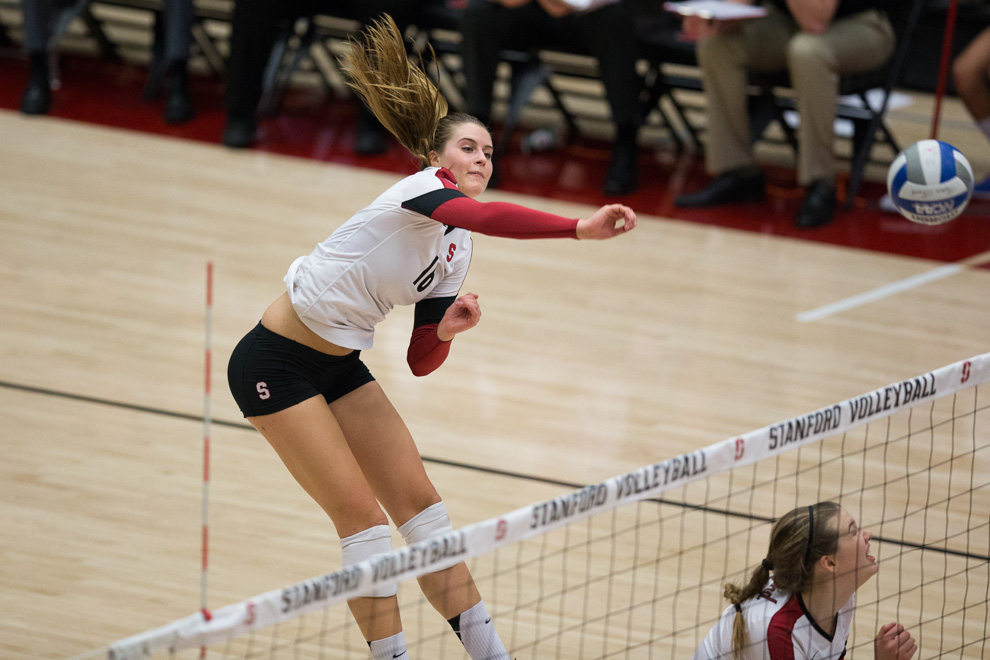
697, 6, 896, 185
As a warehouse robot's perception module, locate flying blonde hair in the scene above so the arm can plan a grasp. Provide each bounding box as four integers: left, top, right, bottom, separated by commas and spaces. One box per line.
341, 15, 485, 169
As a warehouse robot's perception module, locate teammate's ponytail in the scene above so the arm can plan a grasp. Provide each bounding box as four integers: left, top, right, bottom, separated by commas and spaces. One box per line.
721, 502, 842, 659
722, 561, 770, 658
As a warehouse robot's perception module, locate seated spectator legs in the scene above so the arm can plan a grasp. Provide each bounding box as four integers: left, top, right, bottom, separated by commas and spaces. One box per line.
20, 0, 55, 115
674, 11, 789, 209
459, 0, 503, 129
578, 2, 642, 196
459, 0, 641, 196
161, 0, 194, 124
349, 0, 425, 155
952, 25, 990, 199
223, 0, 305, 147
675, 4, 894, 228
459, 0, 541, 188
223, 0, 408, 152
787, 9, 893, 228
19, 0, 195, 123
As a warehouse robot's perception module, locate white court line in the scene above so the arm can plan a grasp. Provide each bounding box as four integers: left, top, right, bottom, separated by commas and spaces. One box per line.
796, 263, 965, 323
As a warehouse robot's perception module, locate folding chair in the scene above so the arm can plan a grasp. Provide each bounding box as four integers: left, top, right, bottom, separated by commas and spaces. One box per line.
634, 7, 706, 150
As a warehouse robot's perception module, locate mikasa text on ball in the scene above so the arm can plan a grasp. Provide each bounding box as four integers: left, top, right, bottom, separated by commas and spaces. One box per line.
886, 140, 973, 225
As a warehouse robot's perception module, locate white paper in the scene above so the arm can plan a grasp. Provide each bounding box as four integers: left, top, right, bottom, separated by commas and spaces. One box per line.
663, 0, 768, 21
560, 0, 620, 12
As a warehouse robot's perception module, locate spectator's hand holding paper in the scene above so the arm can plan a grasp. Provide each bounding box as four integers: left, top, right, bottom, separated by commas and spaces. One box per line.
665, 0, 767, 40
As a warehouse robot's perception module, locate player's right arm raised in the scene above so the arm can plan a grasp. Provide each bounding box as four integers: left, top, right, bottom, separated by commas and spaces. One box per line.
576, 204, 637, 240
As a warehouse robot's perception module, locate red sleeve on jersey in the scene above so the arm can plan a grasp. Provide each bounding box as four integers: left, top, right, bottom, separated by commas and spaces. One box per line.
434, 196, 579, 239
407, 323, 452, 377
402, 186, 579, 239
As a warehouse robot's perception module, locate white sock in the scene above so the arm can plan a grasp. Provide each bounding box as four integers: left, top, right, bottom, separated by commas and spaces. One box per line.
978, 116, 990, 142
448, 600, 509, 660
368, 631, 408, 660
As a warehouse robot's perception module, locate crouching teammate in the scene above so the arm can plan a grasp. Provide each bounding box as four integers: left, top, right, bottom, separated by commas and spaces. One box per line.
226, 15, 636, 660
692, 502, 917, 660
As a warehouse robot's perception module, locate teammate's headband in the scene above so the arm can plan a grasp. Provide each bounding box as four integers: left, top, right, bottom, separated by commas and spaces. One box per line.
804, 505, 815, 566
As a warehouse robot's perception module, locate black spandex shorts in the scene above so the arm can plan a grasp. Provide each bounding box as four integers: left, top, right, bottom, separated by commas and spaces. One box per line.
227, 323, 376, 417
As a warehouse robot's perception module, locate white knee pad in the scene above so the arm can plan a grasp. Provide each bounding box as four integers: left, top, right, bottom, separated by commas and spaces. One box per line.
340, 524, 397, 598
398, 502, 454, 544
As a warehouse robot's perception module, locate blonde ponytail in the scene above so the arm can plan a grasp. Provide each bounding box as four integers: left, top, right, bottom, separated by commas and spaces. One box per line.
340, 15, 448, 167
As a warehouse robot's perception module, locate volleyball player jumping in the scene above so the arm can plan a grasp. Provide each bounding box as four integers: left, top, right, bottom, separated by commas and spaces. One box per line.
226, 16, 636, 660
692, 502, 917, 660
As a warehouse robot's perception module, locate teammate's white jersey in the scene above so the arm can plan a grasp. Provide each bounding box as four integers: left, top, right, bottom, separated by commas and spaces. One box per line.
692, 580, 853, 660
285, 167, 472, 350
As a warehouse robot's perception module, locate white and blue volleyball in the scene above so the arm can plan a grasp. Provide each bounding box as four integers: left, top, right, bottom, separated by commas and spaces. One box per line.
887, 139, 973, 225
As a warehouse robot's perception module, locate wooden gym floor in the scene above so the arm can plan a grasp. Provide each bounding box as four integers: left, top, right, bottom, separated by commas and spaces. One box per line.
0, 51, 989, 658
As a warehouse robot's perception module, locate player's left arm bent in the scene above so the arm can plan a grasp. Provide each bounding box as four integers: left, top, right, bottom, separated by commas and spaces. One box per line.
436, 292, 481, 341
406, 293, 481, 377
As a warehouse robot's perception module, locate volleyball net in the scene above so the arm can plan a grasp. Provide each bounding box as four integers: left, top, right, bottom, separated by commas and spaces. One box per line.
102, 353, 989, 659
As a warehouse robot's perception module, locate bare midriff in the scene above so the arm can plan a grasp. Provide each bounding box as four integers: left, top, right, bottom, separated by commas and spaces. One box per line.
260, 292, 354, 357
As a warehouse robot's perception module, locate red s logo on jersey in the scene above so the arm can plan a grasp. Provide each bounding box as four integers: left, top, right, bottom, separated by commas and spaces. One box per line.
446, 243, 456, 262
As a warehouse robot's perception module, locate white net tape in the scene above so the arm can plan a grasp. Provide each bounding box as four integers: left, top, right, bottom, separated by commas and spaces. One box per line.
104, 353, 990, 660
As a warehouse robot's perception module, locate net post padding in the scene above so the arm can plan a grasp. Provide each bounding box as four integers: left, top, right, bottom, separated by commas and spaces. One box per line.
106, 353, 990, 659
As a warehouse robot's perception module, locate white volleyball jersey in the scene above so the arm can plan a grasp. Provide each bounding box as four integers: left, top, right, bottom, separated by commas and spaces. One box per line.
692, 581, 853, 660
285, 167, 472, 350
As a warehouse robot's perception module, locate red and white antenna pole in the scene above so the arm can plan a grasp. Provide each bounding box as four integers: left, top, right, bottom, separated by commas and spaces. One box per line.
201, 261, 214, 656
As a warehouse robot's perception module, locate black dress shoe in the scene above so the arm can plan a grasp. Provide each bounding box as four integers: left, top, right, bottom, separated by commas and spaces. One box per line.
675, 168, 765, 207
795, 179, 836, 228
163, 64, 194, 125
487, 153, 502, 190
354, 105, 388, 155
19, 79, 51, 115
355, 127, 388, 155
21, 52, 51, 115
164, 88, 194, 125
222, 113, 257, 148
603, 140, 639, 196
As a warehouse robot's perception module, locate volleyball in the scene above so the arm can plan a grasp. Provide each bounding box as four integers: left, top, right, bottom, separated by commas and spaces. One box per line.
886, 139, 973, 225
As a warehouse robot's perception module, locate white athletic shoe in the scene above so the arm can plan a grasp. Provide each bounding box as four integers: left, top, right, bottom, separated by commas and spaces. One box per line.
879, 193, 898, 214
972, 175, 990, 200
